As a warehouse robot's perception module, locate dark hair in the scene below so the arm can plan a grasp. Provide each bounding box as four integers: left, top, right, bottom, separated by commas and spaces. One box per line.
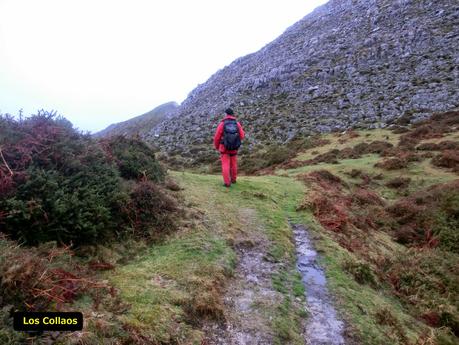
225, 108, 234, 115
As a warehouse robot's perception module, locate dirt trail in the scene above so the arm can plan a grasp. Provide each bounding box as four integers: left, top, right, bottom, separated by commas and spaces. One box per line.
204, 208, 283, 345
291, 223, 345, 345
204, 208, 345, 345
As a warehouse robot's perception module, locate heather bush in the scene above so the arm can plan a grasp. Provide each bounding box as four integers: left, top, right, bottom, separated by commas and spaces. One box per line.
354, 141, 393, 155
375, 157, 408, 170
382, 249, 459, 336
0, 112, 129, 245
416, 142, 440, 151
432, 150, 459, 172
433, 191, 459, 254
101, 135, 164, 182
239, 146, 295, 174
0, 112, 173, 246
437, 140, 459, 151
127, 180, 178, 238
238, 136, 329, 174
343, 259, 377, 286
311, 149, 340, 164
385, 177, 411, 189
387, 182, 459, 253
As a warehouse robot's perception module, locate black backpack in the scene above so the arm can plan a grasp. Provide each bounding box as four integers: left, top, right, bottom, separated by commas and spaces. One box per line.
222, 119, 241, 150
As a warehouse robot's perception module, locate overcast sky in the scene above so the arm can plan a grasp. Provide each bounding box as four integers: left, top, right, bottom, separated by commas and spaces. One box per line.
0, 0, 328, 132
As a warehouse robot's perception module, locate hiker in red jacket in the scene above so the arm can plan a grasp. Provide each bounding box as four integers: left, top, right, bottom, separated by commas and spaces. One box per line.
213, 108, 245, 187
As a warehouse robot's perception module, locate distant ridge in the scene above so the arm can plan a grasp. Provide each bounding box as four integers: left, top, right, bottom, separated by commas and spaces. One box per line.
95, 101, 178, 138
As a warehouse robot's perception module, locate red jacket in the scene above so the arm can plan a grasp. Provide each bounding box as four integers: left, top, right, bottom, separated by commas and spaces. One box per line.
213, 115, 245, 154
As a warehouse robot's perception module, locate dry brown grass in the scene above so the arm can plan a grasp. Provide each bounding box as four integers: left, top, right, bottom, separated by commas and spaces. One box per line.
432, 150, 459, 172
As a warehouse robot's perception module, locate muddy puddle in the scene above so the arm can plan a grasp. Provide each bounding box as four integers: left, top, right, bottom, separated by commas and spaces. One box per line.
204, 208, 282, 345
291, 223, 345, 345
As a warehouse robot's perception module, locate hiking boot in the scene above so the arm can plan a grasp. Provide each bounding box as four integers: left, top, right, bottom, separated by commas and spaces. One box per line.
223, 183, 231, 188
231, 180, 237, 184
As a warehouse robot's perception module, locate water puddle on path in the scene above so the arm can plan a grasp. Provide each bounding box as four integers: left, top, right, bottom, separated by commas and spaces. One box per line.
290, 223, 345, 345
204, 208, 282, 345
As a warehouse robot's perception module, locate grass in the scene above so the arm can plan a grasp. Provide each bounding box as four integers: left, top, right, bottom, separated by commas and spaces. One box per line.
279, 154, 382, 177
6, 125, 456, 344
173, 172, 304, 262
173, 172, 307, 344
294, 129, 401, 162
278, 125, 459, 344
278, 153, 457, 202
107, 231, 234, 344
296, 212, 427, 344
99, 120, 457, 345
88, 171, 309, 344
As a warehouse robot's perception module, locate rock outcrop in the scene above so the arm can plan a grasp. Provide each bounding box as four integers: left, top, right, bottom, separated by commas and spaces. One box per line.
151, 0, 459, 163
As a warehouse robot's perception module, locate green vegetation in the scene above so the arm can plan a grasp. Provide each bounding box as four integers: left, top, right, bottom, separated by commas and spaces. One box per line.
1, 110, 458, 344
101, 135, 164, 182
0, 113, 126, 245
0, 112, 181, 344
172, 172, 307, 344
267, 112, 459, 344
0, 112, 168, 245
105, 231, 235, 344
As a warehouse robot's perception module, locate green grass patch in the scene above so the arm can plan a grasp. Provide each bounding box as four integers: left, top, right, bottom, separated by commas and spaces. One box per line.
172, 172, 308, 344
106, 230, 236, 344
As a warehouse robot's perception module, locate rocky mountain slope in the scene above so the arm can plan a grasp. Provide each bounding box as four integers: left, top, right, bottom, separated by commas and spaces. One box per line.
148, 0, 459, 164
95, 101, 178, 138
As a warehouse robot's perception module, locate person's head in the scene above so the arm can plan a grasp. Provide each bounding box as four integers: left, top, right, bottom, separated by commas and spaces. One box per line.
225, 108, 234, 116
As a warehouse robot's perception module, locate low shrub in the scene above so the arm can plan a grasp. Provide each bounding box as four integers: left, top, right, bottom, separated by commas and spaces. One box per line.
126, 181, 178, 238
351, 188, 385, 206
375, 157, 408, 170
278, 160, 308, 170
398, 135, 420, 150
309, 192, 349, 232
386, 177, 411, 189
391, 126, 410, 134
239, 136, 332, 174
165, 177, 183, 191
438, 140, 459, 150
100, 136, 164, 182
0, 235, 113, 310
312, 149, 340, 164
397, 111, 459, 152
382, 249, 459, 335
305, 170, 345, 188
239, 146, 296, 174
0, 112, 175, 246
432, 150, 459, 172
417, 142, 440, 151
429, 110, 459, 127
343, 259, 377, 286
374, 307, 409, 343
374, 307, 398, 327
338, 147, 362, 159
387, 182, 459, 252
311, 141, 394, 164
365, 141, 394, 154
347, 169, 363, 178
0, 113, 128, 245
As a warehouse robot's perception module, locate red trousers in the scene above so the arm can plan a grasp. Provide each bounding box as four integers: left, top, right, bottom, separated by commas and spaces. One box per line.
221, 154, 238, 186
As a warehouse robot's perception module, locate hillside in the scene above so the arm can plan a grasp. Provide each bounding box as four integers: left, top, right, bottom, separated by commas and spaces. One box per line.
146, 0, 459, 165
2, 0, 459, 343
1, 111, 458, 344
95, 101, 178, 138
